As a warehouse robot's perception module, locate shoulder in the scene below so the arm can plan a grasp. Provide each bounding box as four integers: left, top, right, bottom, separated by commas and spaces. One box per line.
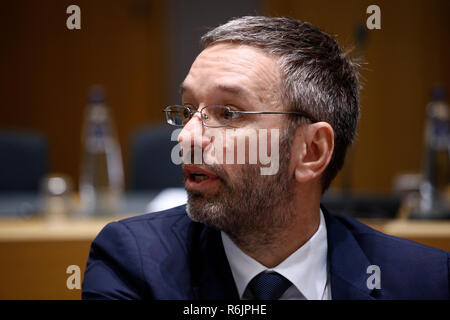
328, 212, 449, 298
332, 213, 448, 258
118, 204, 189, 226
116, 204, 190, 235
92, 205, 190, 247
94, 204, 196, 261
82, 205, 195, 299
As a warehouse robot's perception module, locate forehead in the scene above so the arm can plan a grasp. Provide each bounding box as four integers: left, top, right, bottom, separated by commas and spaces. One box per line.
182, 43, 281, 107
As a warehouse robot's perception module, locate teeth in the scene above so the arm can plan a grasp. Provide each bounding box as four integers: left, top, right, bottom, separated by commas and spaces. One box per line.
192, 174, 208, 182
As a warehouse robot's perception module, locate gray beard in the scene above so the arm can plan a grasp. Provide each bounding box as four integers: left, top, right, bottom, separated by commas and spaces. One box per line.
185, 134, 295, 248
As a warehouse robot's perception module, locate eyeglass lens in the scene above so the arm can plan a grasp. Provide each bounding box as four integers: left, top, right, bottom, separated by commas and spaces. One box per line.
165, 106, 232, 127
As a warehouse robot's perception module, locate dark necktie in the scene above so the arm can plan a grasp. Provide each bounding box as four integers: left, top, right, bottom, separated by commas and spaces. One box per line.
247, 271, 292, 300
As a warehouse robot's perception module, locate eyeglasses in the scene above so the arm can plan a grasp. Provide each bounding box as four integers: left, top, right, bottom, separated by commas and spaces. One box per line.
163, 105, 318, 128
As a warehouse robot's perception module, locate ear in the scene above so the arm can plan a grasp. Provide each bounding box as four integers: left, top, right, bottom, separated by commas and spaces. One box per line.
294, 122, 334, 184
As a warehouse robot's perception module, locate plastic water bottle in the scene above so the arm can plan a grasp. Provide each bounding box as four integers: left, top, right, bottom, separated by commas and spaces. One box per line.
79, 86, 124, 216
417, 85, 450, 218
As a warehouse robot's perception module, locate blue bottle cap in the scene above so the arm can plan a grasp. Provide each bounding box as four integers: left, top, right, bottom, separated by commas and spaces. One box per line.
431, 85, 447, 102
89, 85, 106, 104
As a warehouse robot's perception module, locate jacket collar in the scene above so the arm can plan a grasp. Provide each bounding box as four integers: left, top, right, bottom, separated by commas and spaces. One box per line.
188, 222, 240, 300
322, 206, 378, 300
165, 212, 239, 300
166, 205, 378, 300
190, 206, 379, 300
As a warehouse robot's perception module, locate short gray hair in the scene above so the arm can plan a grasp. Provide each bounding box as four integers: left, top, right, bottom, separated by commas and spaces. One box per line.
201, 16, 360, 192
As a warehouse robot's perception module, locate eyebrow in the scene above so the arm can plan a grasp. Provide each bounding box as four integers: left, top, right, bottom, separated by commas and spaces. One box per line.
179, 82, 246, 97
215, 84, 244, 96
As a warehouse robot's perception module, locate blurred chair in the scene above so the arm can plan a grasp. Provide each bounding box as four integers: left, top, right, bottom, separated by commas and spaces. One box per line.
129, 124, 183, 192
0, 130, 48, 193
321, 191, 401, 219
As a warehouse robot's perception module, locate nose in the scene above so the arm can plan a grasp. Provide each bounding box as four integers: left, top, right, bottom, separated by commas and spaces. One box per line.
178, 110, 211, 157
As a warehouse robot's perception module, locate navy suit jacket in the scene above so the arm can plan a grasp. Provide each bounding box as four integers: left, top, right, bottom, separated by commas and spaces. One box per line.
82, 205, 449, 299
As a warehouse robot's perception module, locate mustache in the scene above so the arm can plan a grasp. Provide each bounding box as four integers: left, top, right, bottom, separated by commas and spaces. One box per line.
181, 145, 279, 186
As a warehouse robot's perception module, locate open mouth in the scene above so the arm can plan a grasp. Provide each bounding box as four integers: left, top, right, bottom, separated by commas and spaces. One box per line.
190, 173, 209, 182
183, 165, 221, 191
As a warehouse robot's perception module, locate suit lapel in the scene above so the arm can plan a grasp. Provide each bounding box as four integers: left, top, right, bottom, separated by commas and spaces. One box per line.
163, 206, 378, 300
193, 209, 378, 300
193, 225, 240, 300
322, 207, 377, 300
159, 215, 238, 300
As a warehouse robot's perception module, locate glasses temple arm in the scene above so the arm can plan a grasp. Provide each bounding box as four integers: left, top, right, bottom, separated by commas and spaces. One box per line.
231, 110, 318, 122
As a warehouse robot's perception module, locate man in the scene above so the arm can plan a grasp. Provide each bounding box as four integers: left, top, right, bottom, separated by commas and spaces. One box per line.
82, 16, 449, 300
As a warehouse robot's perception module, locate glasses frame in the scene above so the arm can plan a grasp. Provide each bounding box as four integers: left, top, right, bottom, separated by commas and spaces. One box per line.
163, 105, 318, 128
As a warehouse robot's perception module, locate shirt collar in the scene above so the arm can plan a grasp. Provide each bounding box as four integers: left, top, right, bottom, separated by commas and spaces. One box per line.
221, 209, 328, 300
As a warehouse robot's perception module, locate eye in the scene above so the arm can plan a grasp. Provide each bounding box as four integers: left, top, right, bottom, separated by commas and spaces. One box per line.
224, 108, 235, 120
183, 108, 191, 119
223, 105, 241, 120
182, 104, 196, 118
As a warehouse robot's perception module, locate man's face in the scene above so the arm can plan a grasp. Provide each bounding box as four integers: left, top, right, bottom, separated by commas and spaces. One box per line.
178, 43, 296, 239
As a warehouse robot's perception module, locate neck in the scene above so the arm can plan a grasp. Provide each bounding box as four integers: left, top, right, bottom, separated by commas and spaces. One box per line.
228, 189, 321, 268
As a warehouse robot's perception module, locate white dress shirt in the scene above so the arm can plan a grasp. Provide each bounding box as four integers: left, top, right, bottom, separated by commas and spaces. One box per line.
221, 209, 331, 300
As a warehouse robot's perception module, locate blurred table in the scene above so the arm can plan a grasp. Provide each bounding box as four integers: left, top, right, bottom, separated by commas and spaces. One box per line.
0, 215, 449, 300
0, 191, 158, 300
0, 191, 159, 218
0, 216, 127, 300
359, 218, 450, 251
